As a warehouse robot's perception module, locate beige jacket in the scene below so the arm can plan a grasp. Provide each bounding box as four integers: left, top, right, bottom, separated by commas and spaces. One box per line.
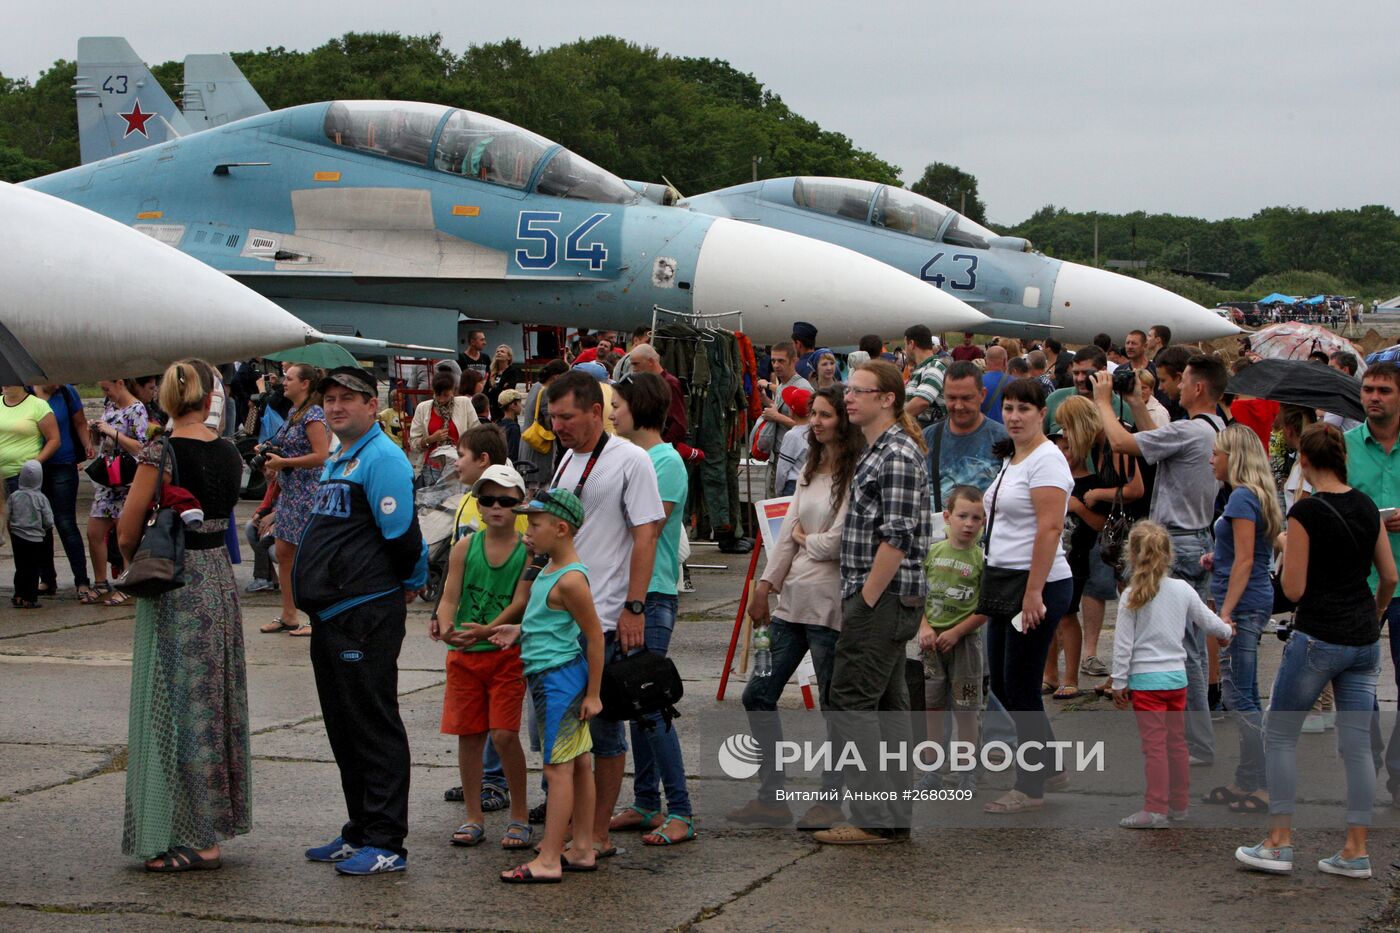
761, 470, 849, 629
408, 397, 480, 464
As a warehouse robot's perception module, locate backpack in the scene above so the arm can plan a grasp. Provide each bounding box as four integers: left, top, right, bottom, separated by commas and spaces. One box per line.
599, 650, 684, 730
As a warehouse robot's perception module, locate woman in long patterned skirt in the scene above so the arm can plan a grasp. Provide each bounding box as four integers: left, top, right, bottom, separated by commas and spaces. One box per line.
117, 358, 251, 871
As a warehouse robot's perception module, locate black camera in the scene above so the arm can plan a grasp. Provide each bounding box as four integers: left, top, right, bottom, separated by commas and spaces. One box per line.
251, 444, 283, 471
1112, 366, 1139, 396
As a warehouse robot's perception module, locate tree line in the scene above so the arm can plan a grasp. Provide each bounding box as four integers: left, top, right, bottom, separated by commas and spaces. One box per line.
2, 32, 1395, 302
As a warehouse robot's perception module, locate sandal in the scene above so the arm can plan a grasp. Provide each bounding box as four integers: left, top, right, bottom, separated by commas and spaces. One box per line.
610, 805, 662, 832
1228, 793, 1269, 814
260, 619, 297, 634
1202, 785, 1240, 805
145, 845, 221, 873
501, 821, 533, 850
560, 854, 597, 873
78, 585, 102, 605
984, 790, 1044, 814
1052, 685, 1082, 700
1041, 682, 1058, 695
500, 863, 560, 884
288, 624, 313, 637
481, 785, 510, 812
451, 822, 485, 847
104, 590, 133, 607
642, 813, 696, 846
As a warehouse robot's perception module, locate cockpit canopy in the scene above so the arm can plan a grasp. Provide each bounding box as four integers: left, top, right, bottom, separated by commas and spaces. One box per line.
788, 177, 996, 249
321, 101, 637, 205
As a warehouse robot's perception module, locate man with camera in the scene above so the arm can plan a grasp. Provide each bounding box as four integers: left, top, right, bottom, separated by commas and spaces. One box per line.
1094, 355, 1229, 766
1043, 346, 1136, 434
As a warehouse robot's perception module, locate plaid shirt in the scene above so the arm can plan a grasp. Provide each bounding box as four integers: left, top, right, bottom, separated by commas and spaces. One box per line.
840, 423, 932, 599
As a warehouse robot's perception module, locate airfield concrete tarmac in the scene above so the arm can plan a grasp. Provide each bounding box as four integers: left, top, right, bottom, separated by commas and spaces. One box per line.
2, 498, 1399, 932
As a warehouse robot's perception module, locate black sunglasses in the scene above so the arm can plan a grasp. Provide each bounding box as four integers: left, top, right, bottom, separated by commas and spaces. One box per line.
477, 495, 523, 509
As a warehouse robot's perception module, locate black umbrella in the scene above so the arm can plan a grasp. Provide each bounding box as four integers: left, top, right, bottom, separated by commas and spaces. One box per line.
1227, 359, 1364, 422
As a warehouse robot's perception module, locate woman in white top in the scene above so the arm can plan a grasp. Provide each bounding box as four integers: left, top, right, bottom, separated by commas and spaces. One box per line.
981, 378, 1076, 814
729, 386, 862, 830
408, 371, 479, 482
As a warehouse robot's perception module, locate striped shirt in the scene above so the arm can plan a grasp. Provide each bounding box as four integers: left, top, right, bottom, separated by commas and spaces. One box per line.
905, 354, 947, 424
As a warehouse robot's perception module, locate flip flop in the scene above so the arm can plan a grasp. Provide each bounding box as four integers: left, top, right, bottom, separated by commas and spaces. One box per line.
1052, 686, 1082, 700
288, 624, 313, 637
1202, 785, 1240, 805
500, 863, 561, 884
984, 791, 1044, 814
642, 814, 696, 846
560, 854, 597, 873
1041, 682, 1058, 695
259, 618, 297, 634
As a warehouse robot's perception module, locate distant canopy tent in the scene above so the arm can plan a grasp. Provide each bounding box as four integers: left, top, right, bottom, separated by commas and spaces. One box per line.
1302, 294, 1328, 306
1257, 292, 1296, 305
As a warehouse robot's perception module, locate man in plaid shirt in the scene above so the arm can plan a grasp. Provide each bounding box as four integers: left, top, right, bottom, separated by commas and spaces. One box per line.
814, 361, 932, 846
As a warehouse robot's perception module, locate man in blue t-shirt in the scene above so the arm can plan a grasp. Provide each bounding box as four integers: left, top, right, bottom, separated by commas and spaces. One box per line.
980, 346, 1011, 423
927, 362, 1010, 512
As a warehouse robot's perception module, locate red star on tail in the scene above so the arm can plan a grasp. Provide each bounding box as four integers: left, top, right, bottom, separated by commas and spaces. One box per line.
119, 100, 154, 139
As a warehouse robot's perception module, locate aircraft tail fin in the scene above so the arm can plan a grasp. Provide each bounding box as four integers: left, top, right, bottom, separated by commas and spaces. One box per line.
75, 37, 190, 164
181, 53, 269, 127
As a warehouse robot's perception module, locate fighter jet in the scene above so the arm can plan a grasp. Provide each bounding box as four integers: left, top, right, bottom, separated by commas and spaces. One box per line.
29, 41, 987, 351
680, 177, 1241, 344
0, 182, 380, 384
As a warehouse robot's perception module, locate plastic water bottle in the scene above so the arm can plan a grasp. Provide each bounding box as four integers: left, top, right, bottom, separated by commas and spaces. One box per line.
752, 626, 772, 678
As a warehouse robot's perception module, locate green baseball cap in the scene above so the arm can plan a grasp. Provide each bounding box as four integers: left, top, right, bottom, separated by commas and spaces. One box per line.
513, 487, 585, 529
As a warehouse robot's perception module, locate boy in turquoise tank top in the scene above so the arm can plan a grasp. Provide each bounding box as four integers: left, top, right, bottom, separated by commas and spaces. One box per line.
489, 487, 604, 883
431, 465, 533, 850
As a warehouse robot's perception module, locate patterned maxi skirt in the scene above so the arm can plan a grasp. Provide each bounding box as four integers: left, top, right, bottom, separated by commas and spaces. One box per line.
123, 534, 252, 858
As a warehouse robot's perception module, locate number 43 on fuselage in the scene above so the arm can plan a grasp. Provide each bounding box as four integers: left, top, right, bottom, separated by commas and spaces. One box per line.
681, 177, 1240, 344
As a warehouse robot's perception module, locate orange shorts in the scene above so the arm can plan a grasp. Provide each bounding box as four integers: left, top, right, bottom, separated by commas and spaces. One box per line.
441, 646, 526, 736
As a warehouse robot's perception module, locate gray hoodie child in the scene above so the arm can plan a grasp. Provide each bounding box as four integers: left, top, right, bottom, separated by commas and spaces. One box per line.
7, 460, 54, 542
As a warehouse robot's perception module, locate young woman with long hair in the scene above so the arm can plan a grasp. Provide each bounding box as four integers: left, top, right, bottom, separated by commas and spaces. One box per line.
731, 385, 864, 830
1202, 424, 1283, 814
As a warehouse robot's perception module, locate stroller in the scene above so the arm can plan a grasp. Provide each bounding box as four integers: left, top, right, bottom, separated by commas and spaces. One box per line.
416, 450, 465, 605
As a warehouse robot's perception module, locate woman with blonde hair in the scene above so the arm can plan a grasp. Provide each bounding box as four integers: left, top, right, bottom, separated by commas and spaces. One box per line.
1203, 424, 1283, 813
117, 358, 251, 870
1045, 395, 1142, 699
486, 344, 526, 421
1113, 521, 1232, 828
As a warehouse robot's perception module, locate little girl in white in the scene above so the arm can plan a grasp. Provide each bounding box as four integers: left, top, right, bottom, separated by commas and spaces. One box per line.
1113, 521, 1234, 828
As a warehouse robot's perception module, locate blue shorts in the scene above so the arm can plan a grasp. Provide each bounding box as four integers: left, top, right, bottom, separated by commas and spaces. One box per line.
1084, 540, 1118, 601
528, 655, 593, 765
588, 631, 628, 757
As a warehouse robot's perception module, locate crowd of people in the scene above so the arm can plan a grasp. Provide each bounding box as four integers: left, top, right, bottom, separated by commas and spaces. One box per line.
7, 312, 1400, 884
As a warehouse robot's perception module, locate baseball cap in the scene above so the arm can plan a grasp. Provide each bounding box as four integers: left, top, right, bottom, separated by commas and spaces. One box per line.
317, 365, 377, 398
781, 386, 813, 418
573, 361, 610, 382
471, 464, 527, 499
497, 388, 523, 407
513, 487, 585, 529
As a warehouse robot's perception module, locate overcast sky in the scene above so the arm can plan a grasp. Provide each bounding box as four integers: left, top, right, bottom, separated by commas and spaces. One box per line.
5, 0, 1397, 225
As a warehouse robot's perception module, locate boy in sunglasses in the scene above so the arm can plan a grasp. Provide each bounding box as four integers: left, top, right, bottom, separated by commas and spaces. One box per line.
431, 464, 533, 851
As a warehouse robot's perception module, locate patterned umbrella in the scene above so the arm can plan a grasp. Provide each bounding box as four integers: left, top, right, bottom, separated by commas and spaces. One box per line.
1246, 323, 1366, 375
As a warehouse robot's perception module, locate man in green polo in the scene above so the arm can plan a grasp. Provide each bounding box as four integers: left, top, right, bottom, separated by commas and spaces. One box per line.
1344, 361, 1400, 799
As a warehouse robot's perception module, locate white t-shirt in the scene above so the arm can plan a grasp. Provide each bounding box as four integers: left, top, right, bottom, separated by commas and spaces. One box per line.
1284, 459, 1313, 513
552, 436, 665, 631
982, 440, 1073, 581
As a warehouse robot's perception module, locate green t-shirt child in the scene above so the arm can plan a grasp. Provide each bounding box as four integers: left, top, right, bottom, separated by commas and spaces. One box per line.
455, 531, 527, 652
922, 539, 984, 631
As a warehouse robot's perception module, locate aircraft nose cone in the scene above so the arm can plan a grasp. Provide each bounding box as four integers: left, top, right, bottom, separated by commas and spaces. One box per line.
1050, 261, 1241, 343
1, 183, 311, 384
691, 218, 987, 343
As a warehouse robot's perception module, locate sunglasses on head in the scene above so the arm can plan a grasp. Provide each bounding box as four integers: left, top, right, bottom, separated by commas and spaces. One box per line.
477, 495, 523, 509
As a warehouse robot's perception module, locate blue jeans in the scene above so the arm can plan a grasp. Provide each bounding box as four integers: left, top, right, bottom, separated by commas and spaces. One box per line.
1169, 531, 1215, 762
1384, 603, 1400, 783
40, 463, 88, 589
481, 737, 506, 791
1220, 610, 1268, 792
982, 626, 1018, 747
741, 616, 842, 802
986, 576, 1074, 797
1266, 630, 1381, 825
629, 593, 691, 817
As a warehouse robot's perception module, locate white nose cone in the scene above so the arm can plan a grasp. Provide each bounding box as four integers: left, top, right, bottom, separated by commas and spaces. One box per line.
0, 182, 312, 384
1050, 261, 1241, 343
692, 218, 987, 343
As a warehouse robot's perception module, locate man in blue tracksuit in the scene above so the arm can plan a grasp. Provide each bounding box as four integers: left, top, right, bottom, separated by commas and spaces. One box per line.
295, 366, 427, 876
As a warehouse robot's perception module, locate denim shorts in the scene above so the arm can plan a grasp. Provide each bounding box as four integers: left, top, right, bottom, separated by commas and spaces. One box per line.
1083, 540, 1118, 601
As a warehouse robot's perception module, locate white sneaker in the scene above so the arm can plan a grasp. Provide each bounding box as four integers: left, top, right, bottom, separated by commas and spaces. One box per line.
1302, 714, 1327, 734
1119, 809, 1169, 829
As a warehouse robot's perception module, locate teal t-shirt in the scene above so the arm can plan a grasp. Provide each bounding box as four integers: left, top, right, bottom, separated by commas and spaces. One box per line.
922, 539, 984, 630
647, 443, 688, 595
1128, 670, 1188, 691
1346, 422, 1400, 593
521, 562, 588, 676
1044, 386, 1135, 435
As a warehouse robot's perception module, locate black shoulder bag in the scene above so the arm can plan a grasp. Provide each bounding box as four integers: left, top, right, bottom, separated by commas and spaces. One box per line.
115, 440, 186, 597
974, 465, 1031, 618
1098, 450, 1138, 571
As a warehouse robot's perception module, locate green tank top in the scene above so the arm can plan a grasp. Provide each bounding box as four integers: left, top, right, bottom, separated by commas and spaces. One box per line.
521, 561, 588, 675
455, 532, 527, 653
